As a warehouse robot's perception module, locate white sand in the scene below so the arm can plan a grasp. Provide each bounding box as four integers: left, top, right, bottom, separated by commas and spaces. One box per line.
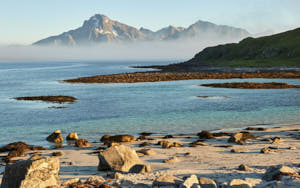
0, 125, 299, 186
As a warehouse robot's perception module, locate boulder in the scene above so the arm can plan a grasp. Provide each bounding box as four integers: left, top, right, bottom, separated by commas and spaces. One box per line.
198, 177, 217, 188
46, 130, 63, 144
197, 131, 214, 139
1, 156, 60, 188
263, 165, 297, 181
66, 132, 79, 140
179, 175, 200, 188
153, 175, 183, 187
159, 140, 183, 148
75, 138, 91, 147
129, 164, 151, 173
190, 141, 207, 147
228, 132, 256, 144
98, 145, 142, 172
229, 179, 251, 188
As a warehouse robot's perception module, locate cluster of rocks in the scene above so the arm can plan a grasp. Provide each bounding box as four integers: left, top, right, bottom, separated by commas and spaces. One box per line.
46, 130, 92, 148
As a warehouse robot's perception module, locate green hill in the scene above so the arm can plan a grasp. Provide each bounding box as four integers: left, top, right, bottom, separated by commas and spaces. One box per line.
182, 27, 300, 67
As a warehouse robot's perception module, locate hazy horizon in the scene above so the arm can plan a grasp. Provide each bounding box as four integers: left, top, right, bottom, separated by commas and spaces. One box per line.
1, 0, 300, 45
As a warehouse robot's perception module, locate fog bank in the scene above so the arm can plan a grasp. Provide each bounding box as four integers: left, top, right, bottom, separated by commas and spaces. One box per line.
0, 39, 240, 62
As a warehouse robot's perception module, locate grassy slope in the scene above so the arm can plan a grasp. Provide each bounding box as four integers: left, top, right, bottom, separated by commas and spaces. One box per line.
185, 27, 300, 67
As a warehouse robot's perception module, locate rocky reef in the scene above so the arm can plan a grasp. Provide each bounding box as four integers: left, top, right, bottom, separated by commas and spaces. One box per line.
201, 82, 300, 89
63, 72, 300, 84
14, 95, 77, 104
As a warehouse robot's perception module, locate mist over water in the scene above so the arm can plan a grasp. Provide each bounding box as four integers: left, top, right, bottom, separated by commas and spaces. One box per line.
0, 37, 241, 62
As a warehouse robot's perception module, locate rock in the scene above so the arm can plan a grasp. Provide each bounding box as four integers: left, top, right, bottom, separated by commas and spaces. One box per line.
107, 142, 121, 147
190, 141, 207, 147
108, 134, 136, 143
0, 141, 46, 153
137, 135, 147, 140
160, 140, 183, 148
100, 135, 111, 143
1, 156, 60, 188
75, 138, 91, 147
52, 151, 63, 156
137, 149, 156, 156
98, 145, 142, 172
163, 157, 180, 163
85, 176, 105, 185
61, 178, 80, 186
263, 165, 297, 181
231, 148, 249, 153
198, 177, 217, 188
228, 132, 256, 144
46, 130, 63, 144
271, 137, 281, 144
99, 184, 118, 188
140, 132, 152, 136
129, 164, 151, 173
229, 179, 251, 188
162, 141, 174, 149
66, 132, 79, 140
153, 175, 183, 187
245, 127, 266, 131
163, 135, 174, 139
212, 132, 231, 137
179, 175, 200, 188
7, 148, 26, 158
261, 138, 273, 142
260, 147, 272, 153
139, 142, 151, 147
197, 131, 214, 139
238, 164, 250, 171
288, 146, 296, 150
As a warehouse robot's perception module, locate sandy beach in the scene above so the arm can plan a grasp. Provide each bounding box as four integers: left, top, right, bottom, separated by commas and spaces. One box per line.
1, 124, 299, 187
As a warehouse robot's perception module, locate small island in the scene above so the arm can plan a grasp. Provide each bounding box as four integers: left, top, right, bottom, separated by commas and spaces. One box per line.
14, 96, 77, 104
201, 82, 300, 89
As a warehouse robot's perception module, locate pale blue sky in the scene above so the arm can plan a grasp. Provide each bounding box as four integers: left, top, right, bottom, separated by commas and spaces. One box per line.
1, 0, 300, 45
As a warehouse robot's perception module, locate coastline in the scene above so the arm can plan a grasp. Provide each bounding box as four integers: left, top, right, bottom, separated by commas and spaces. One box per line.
1, 124, 299, 187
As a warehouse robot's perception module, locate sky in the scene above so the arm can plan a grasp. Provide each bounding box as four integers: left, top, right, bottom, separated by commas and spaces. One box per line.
0, 0, 300, 45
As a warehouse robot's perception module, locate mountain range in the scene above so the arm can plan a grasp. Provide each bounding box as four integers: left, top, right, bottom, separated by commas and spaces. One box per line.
33, 14, 250, 46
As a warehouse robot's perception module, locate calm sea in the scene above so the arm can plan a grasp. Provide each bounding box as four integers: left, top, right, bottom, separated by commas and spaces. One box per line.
0, 61, 299, 146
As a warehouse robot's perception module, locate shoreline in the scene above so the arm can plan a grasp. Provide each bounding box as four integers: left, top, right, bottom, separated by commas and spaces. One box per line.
1, 124, 299, 187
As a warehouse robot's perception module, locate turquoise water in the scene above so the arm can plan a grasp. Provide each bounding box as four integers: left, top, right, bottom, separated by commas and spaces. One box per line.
0, 61, 299, 146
